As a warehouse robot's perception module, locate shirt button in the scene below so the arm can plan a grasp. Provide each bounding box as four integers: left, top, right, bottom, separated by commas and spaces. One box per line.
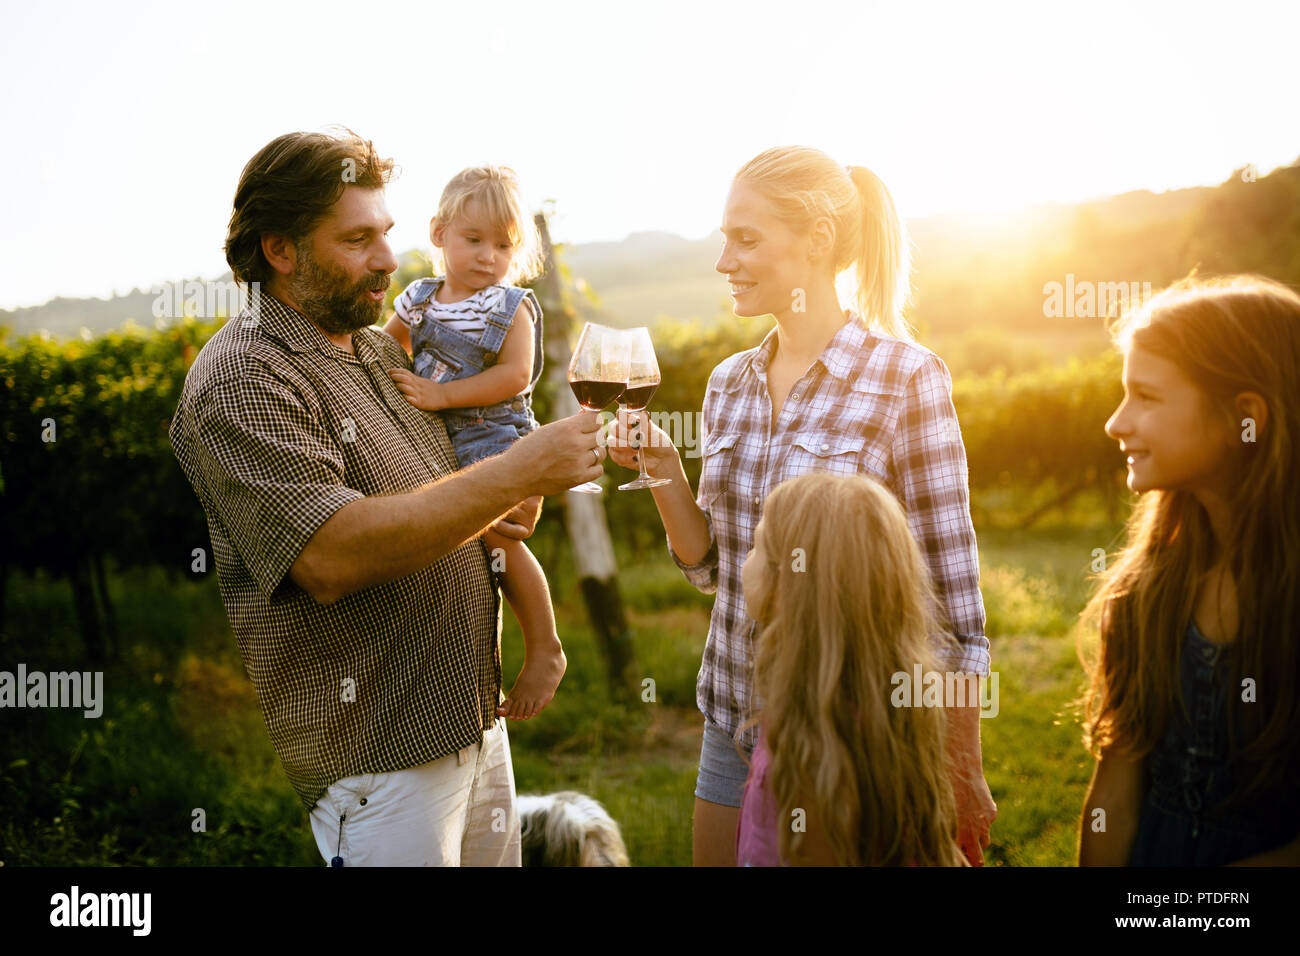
753, 495, 761, 505
791, 393, 801, 401
821, 442, 830, 451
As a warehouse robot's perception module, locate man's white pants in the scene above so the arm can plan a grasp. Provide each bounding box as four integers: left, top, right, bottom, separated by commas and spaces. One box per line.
309, 716, 521, 866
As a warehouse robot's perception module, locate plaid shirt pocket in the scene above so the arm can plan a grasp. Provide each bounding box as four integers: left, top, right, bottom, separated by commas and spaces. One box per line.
786, 432, 867, 479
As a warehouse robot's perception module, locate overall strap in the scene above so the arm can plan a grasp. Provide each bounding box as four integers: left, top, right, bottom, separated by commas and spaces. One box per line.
475, 286, 545, 391
521, 288, 545, 389
484, 287, 545, 388
480, 286, 526, 356
407, 276, 444, 312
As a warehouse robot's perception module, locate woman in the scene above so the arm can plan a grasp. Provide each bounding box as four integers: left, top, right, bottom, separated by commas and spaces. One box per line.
608, 146, 996, 865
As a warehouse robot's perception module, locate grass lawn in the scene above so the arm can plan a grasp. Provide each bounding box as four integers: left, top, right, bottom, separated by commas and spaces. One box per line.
0, 518, 1124, 866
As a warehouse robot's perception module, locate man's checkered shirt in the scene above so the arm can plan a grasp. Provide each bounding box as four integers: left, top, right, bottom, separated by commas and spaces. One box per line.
169, 289, 502, 811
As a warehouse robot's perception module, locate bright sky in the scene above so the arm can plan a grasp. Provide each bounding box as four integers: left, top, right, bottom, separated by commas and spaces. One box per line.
1, 0, 1297, 309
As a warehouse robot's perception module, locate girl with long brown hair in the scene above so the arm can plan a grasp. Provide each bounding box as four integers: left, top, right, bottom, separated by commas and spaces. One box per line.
1079, 275, 1300, 866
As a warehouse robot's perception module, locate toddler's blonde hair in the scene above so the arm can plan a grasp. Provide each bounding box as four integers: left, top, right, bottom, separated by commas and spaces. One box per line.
432, 165, 544, 284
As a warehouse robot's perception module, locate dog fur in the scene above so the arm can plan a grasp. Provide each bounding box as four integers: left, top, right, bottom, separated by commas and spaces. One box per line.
517, 791, 630, 866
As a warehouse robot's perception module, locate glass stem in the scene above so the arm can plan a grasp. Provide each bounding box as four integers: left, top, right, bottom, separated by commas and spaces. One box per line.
634, 411, 651, 480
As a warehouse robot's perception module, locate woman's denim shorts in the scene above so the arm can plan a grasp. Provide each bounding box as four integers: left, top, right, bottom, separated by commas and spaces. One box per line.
694, 717, 753, 808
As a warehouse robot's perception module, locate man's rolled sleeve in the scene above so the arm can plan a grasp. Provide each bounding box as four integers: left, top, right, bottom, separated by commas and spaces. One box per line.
191, 370, 364, 603
892, 355, 990, 676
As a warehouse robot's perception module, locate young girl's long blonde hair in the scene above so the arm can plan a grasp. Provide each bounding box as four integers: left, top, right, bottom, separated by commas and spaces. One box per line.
734, 146, 912, 339
1080, 274, 1300, 810
431, 165, 544, 284
740, 471, 965, 866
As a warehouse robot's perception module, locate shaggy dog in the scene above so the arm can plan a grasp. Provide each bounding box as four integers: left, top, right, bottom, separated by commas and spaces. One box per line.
517, 791, 630, 866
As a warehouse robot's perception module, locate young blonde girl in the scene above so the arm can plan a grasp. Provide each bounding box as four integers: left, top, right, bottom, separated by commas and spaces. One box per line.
383, 165, 564, 720
1079, 274, 1300, 866
735, 471, 967, 866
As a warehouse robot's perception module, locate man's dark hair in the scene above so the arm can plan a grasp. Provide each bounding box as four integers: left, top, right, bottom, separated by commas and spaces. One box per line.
224, 128, 396, 286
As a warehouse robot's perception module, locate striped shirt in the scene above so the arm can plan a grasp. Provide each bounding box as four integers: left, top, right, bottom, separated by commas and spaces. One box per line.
670, 314, 989, 752
392, 281, 536, 337
168, 288, 502, 811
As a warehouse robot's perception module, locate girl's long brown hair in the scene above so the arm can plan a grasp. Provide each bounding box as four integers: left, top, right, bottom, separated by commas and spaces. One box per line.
1079, 274, 1300, 810
741, 471, 966, 866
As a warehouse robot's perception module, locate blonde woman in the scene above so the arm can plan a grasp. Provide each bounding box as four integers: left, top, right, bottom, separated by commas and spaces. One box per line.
609, 146, 994, 865
735, 471, 967, 865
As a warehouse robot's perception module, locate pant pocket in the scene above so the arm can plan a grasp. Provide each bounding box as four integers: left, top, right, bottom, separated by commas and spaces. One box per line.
329, 772, 379, 818
320, 773, 389, 866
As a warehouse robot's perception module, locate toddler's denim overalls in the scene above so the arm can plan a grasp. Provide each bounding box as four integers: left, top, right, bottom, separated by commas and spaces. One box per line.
1128, 619, 1298, 865
406, 277, 545, 467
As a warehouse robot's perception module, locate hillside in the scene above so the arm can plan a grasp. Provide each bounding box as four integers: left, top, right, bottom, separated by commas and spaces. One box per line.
5, 161, 1297, 377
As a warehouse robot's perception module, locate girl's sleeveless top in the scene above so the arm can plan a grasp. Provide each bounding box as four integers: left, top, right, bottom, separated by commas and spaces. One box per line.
1129, 618, 1300, 865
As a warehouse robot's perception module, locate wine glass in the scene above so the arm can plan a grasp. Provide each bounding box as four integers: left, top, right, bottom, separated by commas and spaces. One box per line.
618, 327, 672, 491
567, 322, 629, 494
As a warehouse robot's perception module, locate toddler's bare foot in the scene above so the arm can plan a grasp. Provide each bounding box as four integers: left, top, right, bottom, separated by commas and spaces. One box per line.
498, 641, 566, 720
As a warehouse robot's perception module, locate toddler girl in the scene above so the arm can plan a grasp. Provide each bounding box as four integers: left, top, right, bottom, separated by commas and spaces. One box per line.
384, 165, 564, 720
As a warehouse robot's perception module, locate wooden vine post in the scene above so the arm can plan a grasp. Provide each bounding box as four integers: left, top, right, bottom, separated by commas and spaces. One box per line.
532, 213, 638, 699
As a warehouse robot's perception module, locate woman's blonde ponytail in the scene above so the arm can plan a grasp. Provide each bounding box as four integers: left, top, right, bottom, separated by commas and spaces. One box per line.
845, 165, 912, 339
735, 147, 913, 339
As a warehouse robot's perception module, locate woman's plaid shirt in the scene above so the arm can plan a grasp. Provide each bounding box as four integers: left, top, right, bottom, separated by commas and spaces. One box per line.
169, 290, 502, 811
669, 316, 989, 752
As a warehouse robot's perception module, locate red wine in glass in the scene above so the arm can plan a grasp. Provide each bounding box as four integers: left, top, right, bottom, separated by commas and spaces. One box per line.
618, 383, 657, 410
571, 379, 627, 410
566, 323, 630, 494
618, 328, 671, 490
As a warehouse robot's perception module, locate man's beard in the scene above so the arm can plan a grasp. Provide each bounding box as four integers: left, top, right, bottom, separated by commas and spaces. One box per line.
288, 242, 390, 336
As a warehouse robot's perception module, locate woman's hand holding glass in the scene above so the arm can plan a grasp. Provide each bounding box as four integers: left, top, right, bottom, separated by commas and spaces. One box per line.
606, 407, 678, 480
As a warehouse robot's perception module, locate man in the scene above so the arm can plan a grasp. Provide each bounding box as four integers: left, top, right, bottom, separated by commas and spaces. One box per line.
168, 129, 604, 866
